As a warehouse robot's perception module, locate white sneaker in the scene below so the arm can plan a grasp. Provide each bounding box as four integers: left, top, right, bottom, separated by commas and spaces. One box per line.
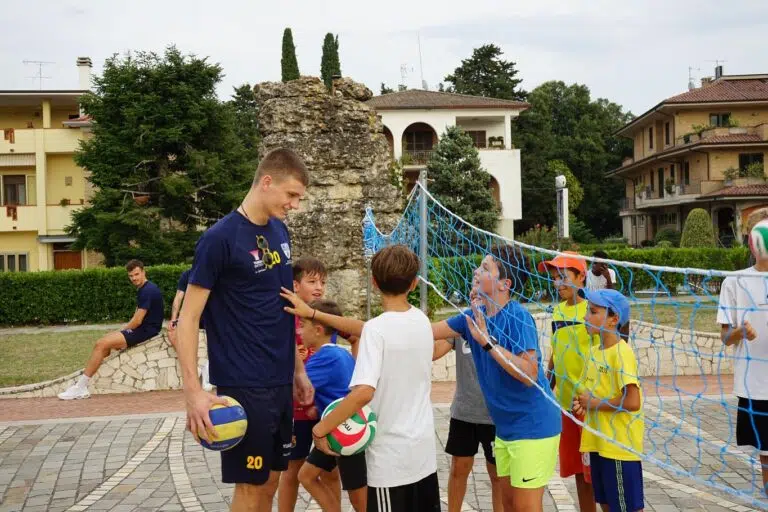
201, 365, 213, 392
58, 384, 90, 400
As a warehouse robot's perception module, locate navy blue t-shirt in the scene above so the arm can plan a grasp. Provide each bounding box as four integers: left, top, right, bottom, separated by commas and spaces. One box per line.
446, 301, 561, 442
137, 281, 164, 333
305, 344, 356, 413
177, 269, 190, 292
190, 211, 295, 388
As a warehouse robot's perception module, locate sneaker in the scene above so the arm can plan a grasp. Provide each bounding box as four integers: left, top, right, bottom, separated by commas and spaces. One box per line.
58, 384, 90, 400
201, 365, 213, 392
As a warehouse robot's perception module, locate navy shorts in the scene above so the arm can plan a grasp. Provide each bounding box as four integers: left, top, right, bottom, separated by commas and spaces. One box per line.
217, 385, 293, 485
121, 328, 158, 347
290, 419, 317, 460
307, 448, 368, 490
589, 452, 644, 512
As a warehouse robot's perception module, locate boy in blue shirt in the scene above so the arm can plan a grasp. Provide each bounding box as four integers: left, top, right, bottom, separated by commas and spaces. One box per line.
432, 244, 561, 512
296, 299, 367, 512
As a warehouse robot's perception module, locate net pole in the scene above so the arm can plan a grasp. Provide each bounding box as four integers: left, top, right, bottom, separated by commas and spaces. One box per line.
418, 170, 428, 313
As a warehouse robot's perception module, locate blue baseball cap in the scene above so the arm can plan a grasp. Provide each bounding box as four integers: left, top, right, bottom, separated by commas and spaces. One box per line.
578, 288, 630, 328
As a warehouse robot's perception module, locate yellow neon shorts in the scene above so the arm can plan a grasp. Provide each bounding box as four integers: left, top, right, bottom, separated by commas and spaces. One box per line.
494, 434, 560, 489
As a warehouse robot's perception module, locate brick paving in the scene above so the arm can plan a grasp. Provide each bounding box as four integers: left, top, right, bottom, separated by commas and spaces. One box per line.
0, 378, 765, 511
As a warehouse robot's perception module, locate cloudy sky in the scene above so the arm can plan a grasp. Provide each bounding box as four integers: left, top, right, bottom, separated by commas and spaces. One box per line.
2, 0, 767, 115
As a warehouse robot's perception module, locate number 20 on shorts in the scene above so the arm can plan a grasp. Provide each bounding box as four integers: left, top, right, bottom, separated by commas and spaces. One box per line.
246, 456, 263, 469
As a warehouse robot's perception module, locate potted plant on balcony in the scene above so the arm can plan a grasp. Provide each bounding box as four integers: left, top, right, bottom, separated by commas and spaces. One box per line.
744, 162, 766, 181
722, 167, 738, 185
59, 198, 71, 206
664, 178, 675, 196
488, 136, 504, 149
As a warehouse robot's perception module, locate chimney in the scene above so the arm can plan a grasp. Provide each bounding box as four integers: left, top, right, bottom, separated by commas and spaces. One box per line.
701, 76, 713, 88
76, 57, 92, 90
715, 65, 724, 80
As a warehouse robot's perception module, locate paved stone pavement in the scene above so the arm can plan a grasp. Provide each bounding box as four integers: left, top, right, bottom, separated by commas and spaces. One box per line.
2, 395, 768, 512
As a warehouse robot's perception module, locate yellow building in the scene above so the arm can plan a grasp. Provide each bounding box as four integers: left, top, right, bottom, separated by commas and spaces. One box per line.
610, 66, 768, 246
0, 57, 95, 271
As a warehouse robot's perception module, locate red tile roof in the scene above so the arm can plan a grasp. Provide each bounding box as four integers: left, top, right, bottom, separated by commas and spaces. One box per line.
366, 89, 528, 110
697, 134, 762, 144
666, 78, 768, 103
700, 184, 768, 198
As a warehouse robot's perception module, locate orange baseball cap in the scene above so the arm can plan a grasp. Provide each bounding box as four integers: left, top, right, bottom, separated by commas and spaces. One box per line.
536, 251, 587, 275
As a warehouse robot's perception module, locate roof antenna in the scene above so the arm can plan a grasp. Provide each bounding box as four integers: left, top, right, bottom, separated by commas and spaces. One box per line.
23, 60, 55, 90
418, 33, 427, 90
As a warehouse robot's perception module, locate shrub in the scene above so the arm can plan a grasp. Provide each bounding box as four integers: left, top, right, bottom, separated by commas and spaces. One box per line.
640, 239, 655, 248
0, 265, 187, 326
655, 240, 673, 248
680, 208, 716, 248
654, 228, 681, 247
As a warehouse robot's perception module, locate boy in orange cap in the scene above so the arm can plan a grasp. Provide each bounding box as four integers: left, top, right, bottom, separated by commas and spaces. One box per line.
538, 251, 597, 512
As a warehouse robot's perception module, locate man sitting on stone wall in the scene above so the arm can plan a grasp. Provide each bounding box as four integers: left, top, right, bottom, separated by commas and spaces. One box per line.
58, 259, 165, 400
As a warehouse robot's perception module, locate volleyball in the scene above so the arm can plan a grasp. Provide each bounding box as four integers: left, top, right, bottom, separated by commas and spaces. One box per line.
199, 395, 248, 451
321, 398, 377, 456
749, 219, 768, 262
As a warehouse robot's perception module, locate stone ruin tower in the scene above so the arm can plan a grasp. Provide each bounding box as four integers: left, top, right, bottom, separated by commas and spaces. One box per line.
255, 77, 401, 315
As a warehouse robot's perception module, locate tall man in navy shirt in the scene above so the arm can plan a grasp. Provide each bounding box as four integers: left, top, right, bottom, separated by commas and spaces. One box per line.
58, 259, 165, 400
178, 148, 314, 511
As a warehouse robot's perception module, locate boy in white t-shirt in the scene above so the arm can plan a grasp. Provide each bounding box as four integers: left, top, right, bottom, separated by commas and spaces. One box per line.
717, 220, 768, 495
281, 244, 440, 511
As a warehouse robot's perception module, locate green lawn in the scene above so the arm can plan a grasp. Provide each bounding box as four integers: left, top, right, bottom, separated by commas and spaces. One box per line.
0, 329, 111, 387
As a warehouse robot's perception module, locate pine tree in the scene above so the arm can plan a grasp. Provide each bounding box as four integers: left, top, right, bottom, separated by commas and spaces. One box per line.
320, 33, 341, 89
427, 126, 499, 232
281, 28, 300, 82
380, 83, 395, 95
444, 44, 525, 100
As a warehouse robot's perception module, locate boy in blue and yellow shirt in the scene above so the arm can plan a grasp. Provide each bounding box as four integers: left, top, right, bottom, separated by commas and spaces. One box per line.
573, 289, 644, 512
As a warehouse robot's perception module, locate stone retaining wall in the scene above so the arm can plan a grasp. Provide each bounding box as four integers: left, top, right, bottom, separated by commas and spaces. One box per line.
0, 333, 207, 399
2, 313, 733, 396
428, 312, 731, 382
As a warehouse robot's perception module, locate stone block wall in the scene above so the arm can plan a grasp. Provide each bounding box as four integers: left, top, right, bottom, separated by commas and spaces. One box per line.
0, 333, 207, 399
428, 312, 730, 382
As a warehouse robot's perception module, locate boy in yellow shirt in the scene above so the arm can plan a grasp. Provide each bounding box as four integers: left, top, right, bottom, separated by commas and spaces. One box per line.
573, 288, 644, 512
538, 251, 596, 512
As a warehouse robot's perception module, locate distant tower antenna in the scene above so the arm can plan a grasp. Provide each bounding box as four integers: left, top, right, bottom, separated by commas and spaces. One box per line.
688, 66, 700, 91
418, 33, 427, 90
399, 63, 412, 91
23, 60, 55, 90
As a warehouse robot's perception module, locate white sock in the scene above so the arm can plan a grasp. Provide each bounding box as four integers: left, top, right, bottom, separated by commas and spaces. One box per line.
77, 374, 91, 388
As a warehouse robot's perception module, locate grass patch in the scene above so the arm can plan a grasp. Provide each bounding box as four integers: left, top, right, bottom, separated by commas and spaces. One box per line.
0, 329, 111, 387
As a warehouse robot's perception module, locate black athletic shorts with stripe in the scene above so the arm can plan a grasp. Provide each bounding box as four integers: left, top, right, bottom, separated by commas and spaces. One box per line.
368, 472, 441, 512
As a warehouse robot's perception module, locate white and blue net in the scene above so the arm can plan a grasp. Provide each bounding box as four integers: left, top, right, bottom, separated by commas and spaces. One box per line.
364, 183, 768, 509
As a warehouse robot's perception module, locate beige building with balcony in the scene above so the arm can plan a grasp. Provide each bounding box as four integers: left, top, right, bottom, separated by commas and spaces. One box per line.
366, 89, 527, 239
610, 67, 768, 246
0, 58, 95, 271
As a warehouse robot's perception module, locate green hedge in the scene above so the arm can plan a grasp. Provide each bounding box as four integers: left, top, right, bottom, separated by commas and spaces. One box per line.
1, 247, 752, 326
413, 247, 751, 316
0, 265, 188, 326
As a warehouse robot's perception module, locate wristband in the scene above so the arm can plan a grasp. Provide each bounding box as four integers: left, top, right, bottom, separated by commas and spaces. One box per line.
311, 309, 316, 320
483, 341, 495, 352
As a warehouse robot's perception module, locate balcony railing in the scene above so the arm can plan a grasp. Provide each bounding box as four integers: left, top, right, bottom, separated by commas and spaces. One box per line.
619, 197, 635, 211
402, 150, 434, 165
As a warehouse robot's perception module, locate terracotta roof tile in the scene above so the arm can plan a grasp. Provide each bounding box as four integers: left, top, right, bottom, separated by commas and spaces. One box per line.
700, 184, 768, 198
699, 134, 762, 143
666, 79, 768, 103
366, 89, 528, 110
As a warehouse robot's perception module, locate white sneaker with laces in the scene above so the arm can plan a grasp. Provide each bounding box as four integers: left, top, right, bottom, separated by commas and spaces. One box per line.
58, 383, 90, 400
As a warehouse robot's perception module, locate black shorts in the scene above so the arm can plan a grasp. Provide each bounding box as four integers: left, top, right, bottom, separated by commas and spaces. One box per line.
307, 448, 368, 491
737, 397, 768, 453
121, 328, 158, 347
368, 472, 441, 512
290, 419, 317, 460
445, 418, 496, 465
217, 385, 293, 484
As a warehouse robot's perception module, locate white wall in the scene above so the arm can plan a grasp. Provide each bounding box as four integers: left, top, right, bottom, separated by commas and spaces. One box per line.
377, 108, 523, 239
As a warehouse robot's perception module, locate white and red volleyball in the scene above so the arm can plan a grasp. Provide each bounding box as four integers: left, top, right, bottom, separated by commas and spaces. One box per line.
321, 398, 377, 456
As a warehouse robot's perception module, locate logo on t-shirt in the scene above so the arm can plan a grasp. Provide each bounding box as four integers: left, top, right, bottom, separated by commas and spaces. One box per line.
281, 242, 291, 260
249, 247, 281, 274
